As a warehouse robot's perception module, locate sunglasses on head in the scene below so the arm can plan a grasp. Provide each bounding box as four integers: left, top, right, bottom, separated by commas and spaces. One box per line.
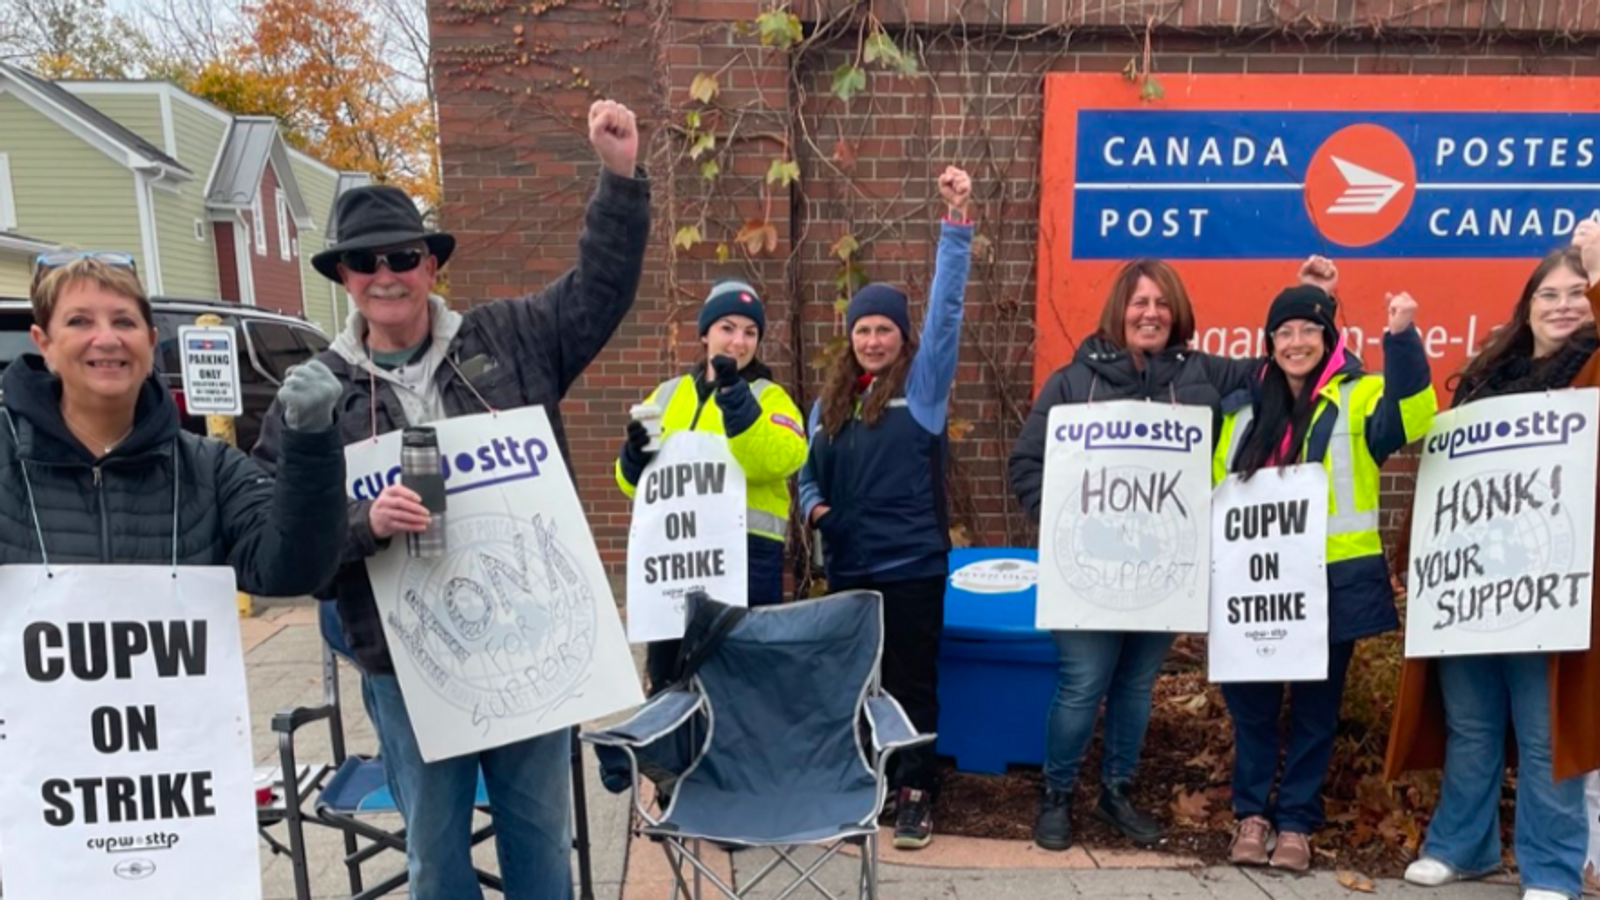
33, 250, 137, 277
339, 248, 427, 275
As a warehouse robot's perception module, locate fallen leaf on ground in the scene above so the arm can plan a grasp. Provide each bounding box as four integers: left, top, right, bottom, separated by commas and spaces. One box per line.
1336, 870, 1375, 893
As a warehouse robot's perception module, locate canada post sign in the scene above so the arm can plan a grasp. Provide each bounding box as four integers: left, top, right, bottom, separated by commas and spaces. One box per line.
1038, 74, 1600, 397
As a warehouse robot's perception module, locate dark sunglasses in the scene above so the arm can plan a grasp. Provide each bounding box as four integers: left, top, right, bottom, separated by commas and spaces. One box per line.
340, 248, 427, 275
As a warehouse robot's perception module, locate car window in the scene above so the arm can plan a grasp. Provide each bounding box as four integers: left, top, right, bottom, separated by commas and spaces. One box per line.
0, 310, 37, 369
246, 321, 314, 382
297, 326, 330, 355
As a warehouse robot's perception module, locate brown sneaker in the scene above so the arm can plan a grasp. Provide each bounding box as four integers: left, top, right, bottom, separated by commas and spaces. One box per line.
1229, 816, 1273, 866
1270, 831, 1312, 872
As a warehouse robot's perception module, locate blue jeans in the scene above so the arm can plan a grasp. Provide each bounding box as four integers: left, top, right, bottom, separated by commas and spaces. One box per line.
361, 673, 573, 900
1422, 654, 1586, 899
1220, 641, 1354, 834
1044, 630, 1175, 791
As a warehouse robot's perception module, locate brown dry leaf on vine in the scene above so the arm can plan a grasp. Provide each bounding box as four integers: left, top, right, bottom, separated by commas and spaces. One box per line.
947, 418, 974, 441
735, 219, 778, 255
1170, 788, 1209, 824
948, 524, 972, 548
1335, 870, 1375, 893
832, 140, 855, 168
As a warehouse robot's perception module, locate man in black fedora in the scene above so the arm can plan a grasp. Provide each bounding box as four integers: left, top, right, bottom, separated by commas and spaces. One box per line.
254, 99, 649, 899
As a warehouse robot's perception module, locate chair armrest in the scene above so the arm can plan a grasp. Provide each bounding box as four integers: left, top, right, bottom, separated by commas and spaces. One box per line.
272, 702, 335, 734
581, 690, 703, 748
865, 693, 935, 754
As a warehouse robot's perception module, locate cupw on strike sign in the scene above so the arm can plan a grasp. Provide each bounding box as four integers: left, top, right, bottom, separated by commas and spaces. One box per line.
1037, 74, 1600, 400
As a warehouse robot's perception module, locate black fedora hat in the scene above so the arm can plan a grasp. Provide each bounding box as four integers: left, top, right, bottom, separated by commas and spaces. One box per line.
312, 185, 455, 284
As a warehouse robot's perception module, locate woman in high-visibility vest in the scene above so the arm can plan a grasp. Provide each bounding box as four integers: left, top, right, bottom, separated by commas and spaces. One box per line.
616, 281, 807, 690
1213, 267, 1435, 872
1386, 241, 1600, 900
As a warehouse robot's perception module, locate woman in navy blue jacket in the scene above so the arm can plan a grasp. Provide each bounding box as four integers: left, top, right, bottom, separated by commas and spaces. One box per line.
798, 166, 973, 851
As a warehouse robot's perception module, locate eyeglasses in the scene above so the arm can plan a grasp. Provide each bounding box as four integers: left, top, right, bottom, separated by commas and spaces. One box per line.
1272, 323, 1324, 344
1532, 287, 1590, 308
339, 248, 427, 275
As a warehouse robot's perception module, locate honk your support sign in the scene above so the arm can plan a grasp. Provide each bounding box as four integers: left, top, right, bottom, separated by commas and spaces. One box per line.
1406, 389, 1599, 658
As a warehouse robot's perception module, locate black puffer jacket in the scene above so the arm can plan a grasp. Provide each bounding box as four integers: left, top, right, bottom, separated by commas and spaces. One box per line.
1008, 335, 1259, 520
0, 356, 345, 595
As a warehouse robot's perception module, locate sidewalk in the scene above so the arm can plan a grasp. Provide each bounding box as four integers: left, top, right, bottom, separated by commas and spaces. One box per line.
243, 606, 1529, 900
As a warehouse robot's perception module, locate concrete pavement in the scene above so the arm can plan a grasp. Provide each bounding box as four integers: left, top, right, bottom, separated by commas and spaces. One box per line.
242, 606, 1544, 900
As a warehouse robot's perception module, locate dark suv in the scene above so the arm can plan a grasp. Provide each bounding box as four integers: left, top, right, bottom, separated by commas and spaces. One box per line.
0, 296, 332, 452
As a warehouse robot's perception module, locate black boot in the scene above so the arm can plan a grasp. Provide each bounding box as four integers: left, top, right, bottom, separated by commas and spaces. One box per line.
1033, 787, 1073, 851
1094, 780, 1163, 845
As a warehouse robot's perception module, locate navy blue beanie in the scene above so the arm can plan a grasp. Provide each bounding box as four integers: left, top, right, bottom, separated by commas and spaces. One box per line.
697, 280, 765, 337
845, 283, 911, 338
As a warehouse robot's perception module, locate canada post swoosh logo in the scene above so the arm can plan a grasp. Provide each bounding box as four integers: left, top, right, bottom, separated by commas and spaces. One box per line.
1303, 123, 1417, 247
1325, 157, 1404, 215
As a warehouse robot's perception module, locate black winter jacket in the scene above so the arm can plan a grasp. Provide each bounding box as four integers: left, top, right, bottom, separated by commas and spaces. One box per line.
1008, 335, 1258, 521
254, 168, 652, 674
0, 356, 345, 595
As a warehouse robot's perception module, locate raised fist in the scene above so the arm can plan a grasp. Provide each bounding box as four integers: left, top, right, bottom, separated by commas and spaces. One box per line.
1386, 291, 1418, 336
589, 100, 639, 178
938, 165, 972, 218
1298, 254, 1338, 295
1573, 217, 1600, 286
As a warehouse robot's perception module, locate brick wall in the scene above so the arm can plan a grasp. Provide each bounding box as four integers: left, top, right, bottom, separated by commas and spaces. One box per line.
432, 0, 1600, 575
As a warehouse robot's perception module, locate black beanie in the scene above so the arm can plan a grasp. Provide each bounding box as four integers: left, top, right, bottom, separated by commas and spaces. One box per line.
697, 280, 765, 337
1265, 285, 1338, 338
845, 283, 911, 338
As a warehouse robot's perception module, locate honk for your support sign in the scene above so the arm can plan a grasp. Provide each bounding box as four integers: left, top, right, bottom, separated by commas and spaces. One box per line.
1036, 401, 1211, 632
346, 406, 643, 762
1405, 389, 1598, 658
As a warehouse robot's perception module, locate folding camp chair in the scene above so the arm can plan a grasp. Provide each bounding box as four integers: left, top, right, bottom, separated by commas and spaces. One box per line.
583, 590, 931, 900
258, 601, 597, 900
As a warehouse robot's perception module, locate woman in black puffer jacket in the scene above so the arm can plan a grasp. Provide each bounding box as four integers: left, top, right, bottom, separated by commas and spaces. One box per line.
0, 253, 345, 593
1007, 255, 1329, 852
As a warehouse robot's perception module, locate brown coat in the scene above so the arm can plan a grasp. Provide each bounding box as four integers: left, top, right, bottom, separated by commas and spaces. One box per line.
1383, 337, 1600, 783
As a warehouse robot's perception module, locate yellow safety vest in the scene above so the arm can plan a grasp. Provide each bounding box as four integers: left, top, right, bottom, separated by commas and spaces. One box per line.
616, 374, 807, 542
1214, 373, 1432, 565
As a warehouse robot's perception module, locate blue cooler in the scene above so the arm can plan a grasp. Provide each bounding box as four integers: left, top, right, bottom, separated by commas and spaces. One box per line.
936, 547, 1058, 774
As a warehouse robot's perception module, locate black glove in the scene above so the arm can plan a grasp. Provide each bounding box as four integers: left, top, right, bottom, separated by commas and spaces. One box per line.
620, 420, 657, 485
711, 354, 741, 391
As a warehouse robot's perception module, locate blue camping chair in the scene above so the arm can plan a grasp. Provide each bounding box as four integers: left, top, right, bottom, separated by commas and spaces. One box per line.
258, 601, 596, 900
583, 590, 931, 900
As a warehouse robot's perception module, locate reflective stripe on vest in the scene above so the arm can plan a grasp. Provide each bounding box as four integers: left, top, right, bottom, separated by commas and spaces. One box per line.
652, 374, 786, 540
1222, 381, 1379, 537
1326, 381, 1380, 536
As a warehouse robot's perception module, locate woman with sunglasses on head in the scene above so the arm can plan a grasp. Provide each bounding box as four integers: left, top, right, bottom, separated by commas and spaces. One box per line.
1214, 277, 1435, 873
616, 280, 807, 690
1386, 236, 1600, 900
1005, 257, 1338, 852
0, 252, 345, 591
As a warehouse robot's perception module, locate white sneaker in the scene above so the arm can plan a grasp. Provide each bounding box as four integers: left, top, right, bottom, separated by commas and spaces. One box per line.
1520, 891, 1569, 900
1404, 857, 1459, 887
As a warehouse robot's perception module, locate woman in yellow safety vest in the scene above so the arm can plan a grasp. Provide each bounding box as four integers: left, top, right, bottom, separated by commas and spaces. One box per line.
616, 280, 807, 690
1212, 266, 1435, 873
